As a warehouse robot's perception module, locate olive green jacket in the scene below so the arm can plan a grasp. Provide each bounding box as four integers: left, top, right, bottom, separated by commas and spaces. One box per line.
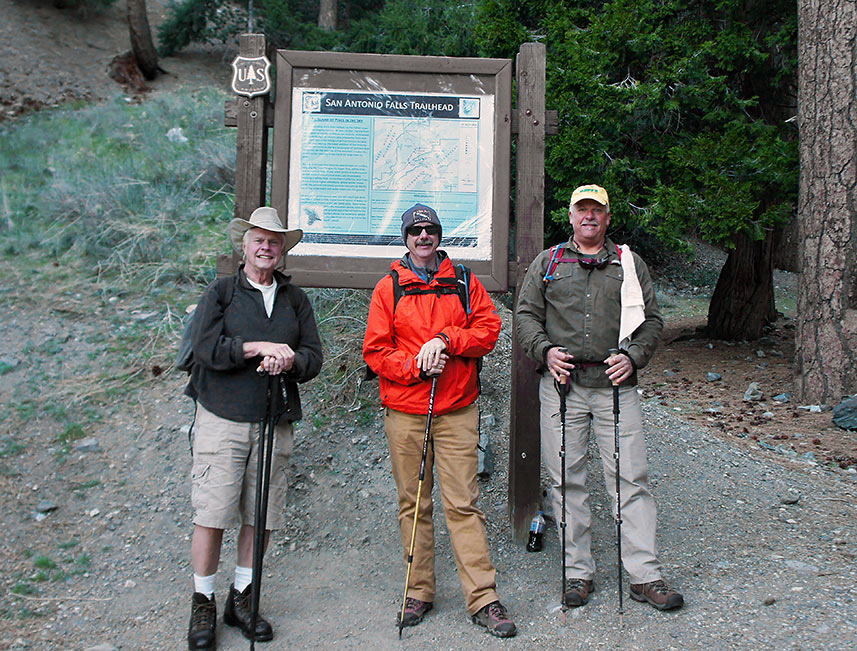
515, 238, 663, 388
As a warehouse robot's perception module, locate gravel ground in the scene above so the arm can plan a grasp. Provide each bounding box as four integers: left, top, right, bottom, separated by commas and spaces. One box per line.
4, 352, 856, 650
2, 283, 857, 650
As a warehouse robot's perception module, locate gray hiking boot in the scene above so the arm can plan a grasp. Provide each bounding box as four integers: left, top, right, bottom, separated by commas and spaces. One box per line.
563, 578, 595, 607
471, 600, 517, 638
396, 597, 433, 627
629, 579, 684, 611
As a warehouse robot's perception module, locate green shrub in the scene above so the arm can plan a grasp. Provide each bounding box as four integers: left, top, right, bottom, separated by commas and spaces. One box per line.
57, 424, 86, 444
0, 90, 235, 290
33, 556, 57, 570
347, 0, 478, 56
0, 436, 24, 458
158, 0, 245, 57
11, 582, 38, 596
476, 0, 797, 253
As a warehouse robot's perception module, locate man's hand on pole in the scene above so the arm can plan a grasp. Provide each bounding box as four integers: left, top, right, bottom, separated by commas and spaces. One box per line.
546, 346, 574, 383
246, 341, 296, 375
605, 351, 633, 385
415, 337, 448, 376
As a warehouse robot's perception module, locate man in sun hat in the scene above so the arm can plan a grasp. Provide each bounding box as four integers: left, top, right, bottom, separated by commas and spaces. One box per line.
515, 184, 684, 612
363, 203, 517, 638
184, 206, 322, 649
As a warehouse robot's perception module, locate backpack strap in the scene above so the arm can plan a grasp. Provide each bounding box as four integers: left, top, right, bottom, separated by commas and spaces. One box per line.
391, 267, 469, 313
542, 244, 565, 285
543, 242, 626, 285
222, 274, 236, 307
452, 264, 482, 390
390, 268, 405, 312
455, 264, 472, 315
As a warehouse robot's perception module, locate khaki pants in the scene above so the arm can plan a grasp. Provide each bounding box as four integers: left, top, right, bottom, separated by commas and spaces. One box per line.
539, 373, 663, 584
385, 403, 498, 615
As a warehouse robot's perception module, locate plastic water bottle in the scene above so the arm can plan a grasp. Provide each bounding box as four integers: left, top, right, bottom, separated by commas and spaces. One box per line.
526, 511, 545, 552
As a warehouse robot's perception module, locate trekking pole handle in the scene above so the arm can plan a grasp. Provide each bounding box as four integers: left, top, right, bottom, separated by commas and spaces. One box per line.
608, 348, 622, 389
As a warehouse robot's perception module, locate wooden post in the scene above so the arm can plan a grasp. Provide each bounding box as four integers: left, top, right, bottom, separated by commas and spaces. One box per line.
508, 43, 546, 542
219, 33, 271, 276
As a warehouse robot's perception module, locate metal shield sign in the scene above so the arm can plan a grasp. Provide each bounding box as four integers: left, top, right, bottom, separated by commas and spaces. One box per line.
231, 55, 272, 98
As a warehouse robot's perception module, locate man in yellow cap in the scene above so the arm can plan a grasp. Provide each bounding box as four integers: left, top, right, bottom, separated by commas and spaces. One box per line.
515, 185, 684, 612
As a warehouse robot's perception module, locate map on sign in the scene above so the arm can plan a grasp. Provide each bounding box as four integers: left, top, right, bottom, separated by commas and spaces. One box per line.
286, 89, 494, 259
371, 118, 477, 194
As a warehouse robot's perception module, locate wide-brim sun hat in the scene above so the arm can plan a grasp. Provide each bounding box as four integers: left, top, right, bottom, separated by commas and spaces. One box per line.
228, 206, 303, 254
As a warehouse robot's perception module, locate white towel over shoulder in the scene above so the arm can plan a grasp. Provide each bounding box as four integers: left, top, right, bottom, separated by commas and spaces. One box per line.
618, 244, 645, 349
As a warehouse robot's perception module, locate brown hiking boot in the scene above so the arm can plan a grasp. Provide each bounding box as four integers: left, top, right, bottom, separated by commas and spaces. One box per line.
223, 583, 274, 641
396, 597, 433, 627
187, 592, 216, 650
629, 580, 684, 611
471, 601, 517, 638
563, 578, 595, 607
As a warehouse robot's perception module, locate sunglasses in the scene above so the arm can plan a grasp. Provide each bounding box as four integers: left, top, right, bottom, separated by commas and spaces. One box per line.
406, 224, 441, 237
565, 256, 611, 270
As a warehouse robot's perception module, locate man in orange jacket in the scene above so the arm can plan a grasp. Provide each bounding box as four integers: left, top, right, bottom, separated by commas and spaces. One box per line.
363, 204, 516, 638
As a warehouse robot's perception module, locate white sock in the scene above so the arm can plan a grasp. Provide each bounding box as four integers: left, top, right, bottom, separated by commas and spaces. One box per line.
234, 565, 253, 593
193, 573, 216, 598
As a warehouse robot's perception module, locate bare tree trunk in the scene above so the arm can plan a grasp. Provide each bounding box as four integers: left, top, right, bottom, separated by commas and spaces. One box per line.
319, 0, 338, 31
706, 230, 777, 341
127, 0, 159, 80
794, 0, 857, 404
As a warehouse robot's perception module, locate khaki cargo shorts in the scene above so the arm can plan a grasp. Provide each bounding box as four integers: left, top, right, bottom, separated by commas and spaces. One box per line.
190, 402, 293, 530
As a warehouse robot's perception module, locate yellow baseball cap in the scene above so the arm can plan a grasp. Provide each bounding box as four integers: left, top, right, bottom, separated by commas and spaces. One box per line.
569, 184, 610, 210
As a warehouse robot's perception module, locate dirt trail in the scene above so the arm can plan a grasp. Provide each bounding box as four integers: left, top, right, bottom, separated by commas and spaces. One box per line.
2, 286, 856, 650
1, 4, 856, 649
0, 0, 231, 119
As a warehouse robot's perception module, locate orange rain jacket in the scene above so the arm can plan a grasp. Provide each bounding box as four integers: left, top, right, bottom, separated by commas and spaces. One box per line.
363, 255, 501, 416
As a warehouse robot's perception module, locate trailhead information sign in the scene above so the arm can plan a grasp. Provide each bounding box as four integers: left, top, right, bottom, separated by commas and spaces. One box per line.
288, 89, 495, 260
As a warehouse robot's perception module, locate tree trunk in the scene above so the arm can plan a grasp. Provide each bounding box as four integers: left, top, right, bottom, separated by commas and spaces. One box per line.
127, 0, 159, 80
706, 230, 777, 341
773, 216, 801, 272
319, 0, 337, 31
794, 0, 857, 404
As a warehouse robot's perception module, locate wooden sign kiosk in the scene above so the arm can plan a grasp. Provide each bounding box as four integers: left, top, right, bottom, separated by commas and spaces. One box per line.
225, 34, 555, 541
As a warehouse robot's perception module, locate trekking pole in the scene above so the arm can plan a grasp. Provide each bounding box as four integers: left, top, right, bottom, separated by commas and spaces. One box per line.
554, 350, 569, 623
608, 348, 624, 626
397, 375, 438, 639
250, 369, 278, 650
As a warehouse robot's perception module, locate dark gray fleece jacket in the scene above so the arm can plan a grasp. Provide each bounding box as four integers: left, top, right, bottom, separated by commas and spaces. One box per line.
185, 267, 323, 424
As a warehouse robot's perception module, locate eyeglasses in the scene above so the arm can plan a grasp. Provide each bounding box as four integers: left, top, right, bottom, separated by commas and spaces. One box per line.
406, 224, 441, 237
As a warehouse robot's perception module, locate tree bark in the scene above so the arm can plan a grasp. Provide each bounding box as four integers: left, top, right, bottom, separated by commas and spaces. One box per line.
706, 230, 777, 341
319, 0, 337, 31
794, 0, 857, 404
773, 216, 801, 272
127, 0, 160, 80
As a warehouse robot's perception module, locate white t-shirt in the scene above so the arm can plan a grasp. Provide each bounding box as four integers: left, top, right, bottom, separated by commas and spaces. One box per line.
246, 277, 278, 317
